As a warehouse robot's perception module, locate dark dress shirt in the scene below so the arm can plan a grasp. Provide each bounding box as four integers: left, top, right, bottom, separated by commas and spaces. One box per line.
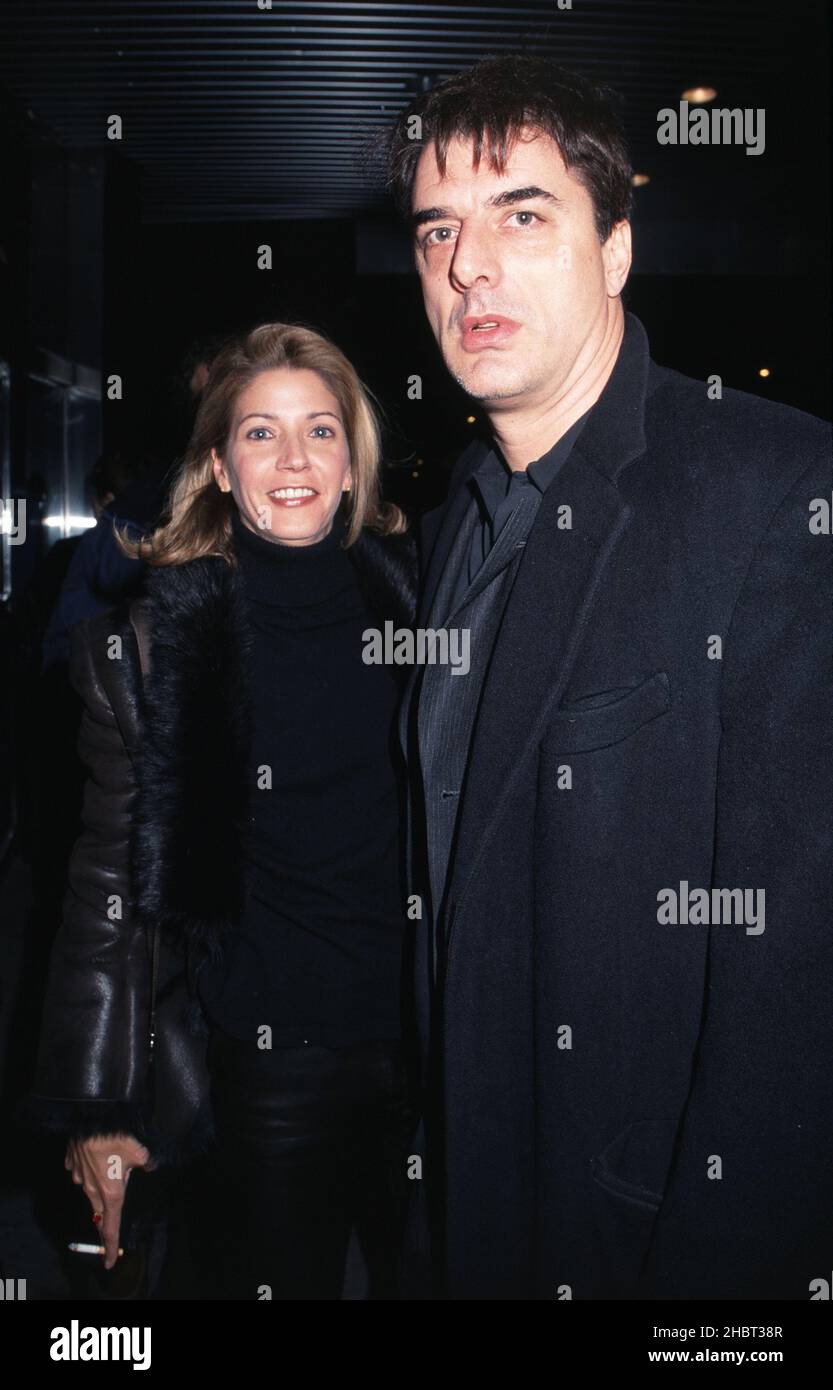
447, 408, 592, 619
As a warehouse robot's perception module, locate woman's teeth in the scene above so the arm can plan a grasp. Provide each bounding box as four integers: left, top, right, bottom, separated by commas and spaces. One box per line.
269, 487, 317, 505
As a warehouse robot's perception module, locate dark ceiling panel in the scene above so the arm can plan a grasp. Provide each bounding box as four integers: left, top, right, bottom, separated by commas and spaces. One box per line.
0, 0, 824, 222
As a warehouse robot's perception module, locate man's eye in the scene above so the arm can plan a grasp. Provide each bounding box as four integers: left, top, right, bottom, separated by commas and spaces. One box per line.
423, 226, 456, 248
509, 210, 540, 227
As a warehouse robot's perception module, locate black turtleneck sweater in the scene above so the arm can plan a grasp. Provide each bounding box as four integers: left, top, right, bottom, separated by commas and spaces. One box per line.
197, 507, 406, 1047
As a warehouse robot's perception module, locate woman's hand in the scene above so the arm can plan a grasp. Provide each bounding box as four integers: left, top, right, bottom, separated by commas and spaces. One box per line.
65, 1134, 155, 1269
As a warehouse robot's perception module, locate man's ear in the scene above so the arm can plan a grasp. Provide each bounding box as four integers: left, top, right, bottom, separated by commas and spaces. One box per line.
603, 219, 632, 298
211, 448, 230, 492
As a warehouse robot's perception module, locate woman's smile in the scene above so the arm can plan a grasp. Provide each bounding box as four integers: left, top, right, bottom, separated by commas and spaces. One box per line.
267, 485, 319, 508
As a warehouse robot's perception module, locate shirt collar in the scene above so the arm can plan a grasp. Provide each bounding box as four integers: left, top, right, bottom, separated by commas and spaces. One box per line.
469, 406, 593, 525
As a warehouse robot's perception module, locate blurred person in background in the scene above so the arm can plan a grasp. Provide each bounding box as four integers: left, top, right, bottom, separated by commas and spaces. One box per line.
41, 450, 167, 672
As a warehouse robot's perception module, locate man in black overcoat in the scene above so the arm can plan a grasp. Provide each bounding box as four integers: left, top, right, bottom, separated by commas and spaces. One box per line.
386, 55, 833, 1300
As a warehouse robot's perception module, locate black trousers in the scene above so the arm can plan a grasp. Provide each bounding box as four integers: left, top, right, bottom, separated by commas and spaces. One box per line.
200, 1028, 415, 1300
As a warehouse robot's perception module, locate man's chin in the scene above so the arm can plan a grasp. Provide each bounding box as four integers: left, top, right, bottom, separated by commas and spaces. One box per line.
451, 362, 534, 403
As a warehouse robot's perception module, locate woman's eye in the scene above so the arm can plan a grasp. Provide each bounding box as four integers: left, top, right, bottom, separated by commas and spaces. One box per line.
247, 427, 271, 440
311, 425, 334, 438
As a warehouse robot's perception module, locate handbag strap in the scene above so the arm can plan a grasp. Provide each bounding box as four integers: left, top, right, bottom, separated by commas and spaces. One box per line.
129, 602, 159, 1070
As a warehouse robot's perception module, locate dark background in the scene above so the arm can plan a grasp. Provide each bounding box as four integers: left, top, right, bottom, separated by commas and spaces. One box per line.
0, 0, 830, 1297
0, 0, 829, 575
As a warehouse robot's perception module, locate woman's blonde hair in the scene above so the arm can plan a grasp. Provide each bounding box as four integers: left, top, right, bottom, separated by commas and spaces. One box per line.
115, 321, 406, 566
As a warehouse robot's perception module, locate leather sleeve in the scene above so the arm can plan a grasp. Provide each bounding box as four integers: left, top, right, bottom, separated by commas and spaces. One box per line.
21, 616, 152, 1145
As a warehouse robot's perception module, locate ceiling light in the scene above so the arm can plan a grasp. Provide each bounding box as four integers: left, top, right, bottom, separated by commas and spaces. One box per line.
43, 515, 97, 531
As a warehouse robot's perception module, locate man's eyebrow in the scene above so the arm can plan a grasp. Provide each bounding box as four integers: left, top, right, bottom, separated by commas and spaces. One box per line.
410, 205, 451, 230
486, 185, 562, 209
410, 185, 562, 230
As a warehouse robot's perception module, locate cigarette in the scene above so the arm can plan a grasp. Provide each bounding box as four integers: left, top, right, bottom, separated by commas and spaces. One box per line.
68, 1242, 124, 1255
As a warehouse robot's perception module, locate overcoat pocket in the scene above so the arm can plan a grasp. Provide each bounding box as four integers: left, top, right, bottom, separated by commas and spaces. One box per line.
590, 1116, 679, 1209
543, 671, 671, 754
587, 1117, 680, 1296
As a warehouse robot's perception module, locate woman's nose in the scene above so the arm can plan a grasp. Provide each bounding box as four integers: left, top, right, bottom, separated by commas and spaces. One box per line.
274, 449, 310, 472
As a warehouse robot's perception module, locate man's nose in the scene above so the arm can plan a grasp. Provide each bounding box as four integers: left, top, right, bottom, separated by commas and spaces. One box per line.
449, 223, 499, 292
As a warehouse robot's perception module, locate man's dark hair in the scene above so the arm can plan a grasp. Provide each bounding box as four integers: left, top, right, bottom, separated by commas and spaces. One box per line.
386, 54, 633, 243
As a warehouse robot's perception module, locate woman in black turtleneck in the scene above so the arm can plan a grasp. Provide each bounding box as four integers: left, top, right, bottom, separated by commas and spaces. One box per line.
200, 503, 407, 1051
35, 323, 420, 1300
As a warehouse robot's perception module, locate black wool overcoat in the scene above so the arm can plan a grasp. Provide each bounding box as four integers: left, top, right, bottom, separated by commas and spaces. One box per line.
402, 312, 832, 1301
